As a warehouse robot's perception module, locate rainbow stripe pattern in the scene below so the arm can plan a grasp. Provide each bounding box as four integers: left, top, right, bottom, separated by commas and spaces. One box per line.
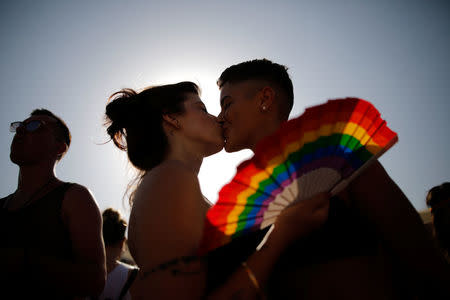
198, 98, 398, 254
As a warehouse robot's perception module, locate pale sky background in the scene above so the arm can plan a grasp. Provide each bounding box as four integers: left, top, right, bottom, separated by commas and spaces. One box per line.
1, 0, 449, 221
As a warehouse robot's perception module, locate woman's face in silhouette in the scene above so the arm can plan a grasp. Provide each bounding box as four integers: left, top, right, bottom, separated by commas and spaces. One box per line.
176, 93, 224, 156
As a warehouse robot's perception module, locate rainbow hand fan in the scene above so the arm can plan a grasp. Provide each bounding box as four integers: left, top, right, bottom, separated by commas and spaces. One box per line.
198, 97, 398, 255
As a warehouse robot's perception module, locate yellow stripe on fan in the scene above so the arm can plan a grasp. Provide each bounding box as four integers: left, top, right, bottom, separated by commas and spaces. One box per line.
282, 121, 382, 157
225, 171, 271, 234
224, 121, 383, 235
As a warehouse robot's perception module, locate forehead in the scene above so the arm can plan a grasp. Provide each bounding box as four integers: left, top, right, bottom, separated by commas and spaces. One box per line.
24, 114, 57, 123
183, 93, 204, 106
219, 80, 264, 103
23, 115, 58, 132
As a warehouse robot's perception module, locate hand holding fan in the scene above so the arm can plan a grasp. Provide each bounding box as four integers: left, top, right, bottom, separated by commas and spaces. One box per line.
198, 97, 398, 255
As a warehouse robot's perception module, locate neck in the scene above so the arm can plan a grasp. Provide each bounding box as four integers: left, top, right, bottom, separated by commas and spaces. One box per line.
165, 134, 204, 175
17, 162, 57, 193
165, 149, 203, 175
105, 246, 122, 273
249, 117, 284, 152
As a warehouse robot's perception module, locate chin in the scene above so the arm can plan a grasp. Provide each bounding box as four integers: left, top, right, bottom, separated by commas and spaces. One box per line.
224, 141, 244, 153
10, 152, 22, 165
204, 140, 225, 157
204, 146, 223, 157
10, 155, 28, 166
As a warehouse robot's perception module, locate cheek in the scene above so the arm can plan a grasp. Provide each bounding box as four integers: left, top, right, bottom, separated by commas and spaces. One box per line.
184, 115, 217, 135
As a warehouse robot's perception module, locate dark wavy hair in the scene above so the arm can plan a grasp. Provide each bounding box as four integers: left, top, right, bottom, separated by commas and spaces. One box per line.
105, 81, 200, 204
217, 58, 294, 120
102, 208, 127, 246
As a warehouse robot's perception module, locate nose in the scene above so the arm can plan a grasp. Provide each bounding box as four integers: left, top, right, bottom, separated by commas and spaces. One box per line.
15, 124, 26, 135
217, 111, 224, 122
216, 113, 225, 127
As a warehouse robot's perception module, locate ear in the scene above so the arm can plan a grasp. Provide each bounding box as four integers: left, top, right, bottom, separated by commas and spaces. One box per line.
56, 142, 68, 160
162, 114, 181, 129
258, 86, 276, 112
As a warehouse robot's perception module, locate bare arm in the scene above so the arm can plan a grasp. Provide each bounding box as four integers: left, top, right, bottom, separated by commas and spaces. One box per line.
349, 160, 450, 296
28, 184, 106, 296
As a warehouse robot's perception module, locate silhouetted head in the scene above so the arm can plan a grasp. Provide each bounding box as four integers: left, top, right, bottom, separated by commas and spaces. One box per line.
217, 59, 294, 152
105, 81, 223, 173
426, 182, 450, 256
102, 208, 127, 247
10, 109, 71, 165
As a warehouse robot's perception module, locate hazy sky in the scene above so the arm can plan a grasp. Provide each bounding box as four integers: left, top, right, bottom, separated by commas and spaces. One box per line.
1, 0, 449, 220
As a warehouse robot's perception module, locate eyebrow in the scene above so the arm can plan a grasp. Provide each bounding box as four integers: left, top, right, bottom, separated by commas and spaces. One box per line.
220, 95, 230, 107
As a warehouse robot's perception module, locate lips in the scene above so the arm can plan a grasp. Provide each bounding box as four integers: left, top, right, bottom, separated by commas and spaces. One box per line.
221, 127, 228, 141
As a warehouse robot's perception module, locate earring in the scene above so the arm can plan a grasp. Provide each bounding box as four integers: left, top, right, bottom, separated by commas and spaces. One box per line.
262, 106, 267, 111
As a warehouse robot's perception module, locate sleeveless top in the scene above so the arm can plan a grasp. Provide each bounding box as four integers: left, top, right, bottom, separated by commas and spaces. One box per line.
98, 261, 137, 300
0, 182, 75, 299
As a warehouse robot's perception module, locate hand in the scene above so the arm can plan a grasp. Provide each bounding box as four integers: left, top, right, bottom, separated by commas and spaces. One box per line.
273, 192, 330, 245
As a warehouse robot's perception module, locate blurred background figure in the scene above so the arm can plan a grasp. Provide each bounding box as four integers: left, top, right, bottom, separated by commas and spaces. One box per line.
98, 208, 138, 300
426, 182, 450, 262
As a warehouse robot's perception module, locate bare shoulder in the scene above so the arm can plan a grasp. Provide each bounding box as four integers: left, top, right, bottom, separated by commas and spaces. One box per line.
137, 160, 200, 201
347, 159, 413, 219
351, 160, 390, 190
61, 183, 100, 219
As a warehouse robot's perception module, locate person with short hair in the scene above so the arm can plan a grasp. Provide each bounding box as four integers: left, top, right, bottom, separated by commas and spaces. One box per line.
217, 58, 450, 299
0, 109, 106, 299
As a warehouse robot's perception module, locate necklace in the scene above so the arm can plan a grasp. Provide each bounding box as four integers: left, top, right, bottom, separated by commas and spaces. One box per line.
3, 177, 57, 210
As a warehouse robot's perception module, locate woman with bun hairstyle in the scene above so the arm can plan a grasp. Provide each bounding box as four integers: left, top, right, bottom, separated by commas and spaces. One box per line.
104, 81, 329, 299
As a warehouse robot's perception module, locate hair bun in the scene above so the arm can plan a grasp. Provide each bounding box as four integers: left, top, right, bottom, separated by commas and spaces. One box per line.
105, 88, 139, 150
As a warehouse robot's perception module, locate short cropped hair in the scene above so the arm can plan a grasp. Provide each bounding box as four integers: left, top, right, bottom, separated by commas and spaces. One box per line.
217, 58, 294, 119
31, 109, 71, 160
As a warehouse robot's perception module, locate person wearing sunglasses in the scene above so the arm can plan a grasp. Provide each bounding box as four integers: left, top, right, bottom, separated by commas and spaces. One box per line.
0, 109, 106, 299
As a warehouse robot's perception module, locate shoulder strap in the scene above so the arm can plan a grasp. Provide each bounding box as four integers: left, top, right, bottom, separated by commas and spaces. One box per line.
118, 268, 139, 300
55, 182, 76, 212
0, 194, 13, 209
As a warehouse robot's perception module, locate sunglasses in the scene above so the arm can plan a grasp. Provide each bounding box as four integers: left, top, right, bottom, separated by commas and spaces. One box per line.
10, 120, 46, 133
